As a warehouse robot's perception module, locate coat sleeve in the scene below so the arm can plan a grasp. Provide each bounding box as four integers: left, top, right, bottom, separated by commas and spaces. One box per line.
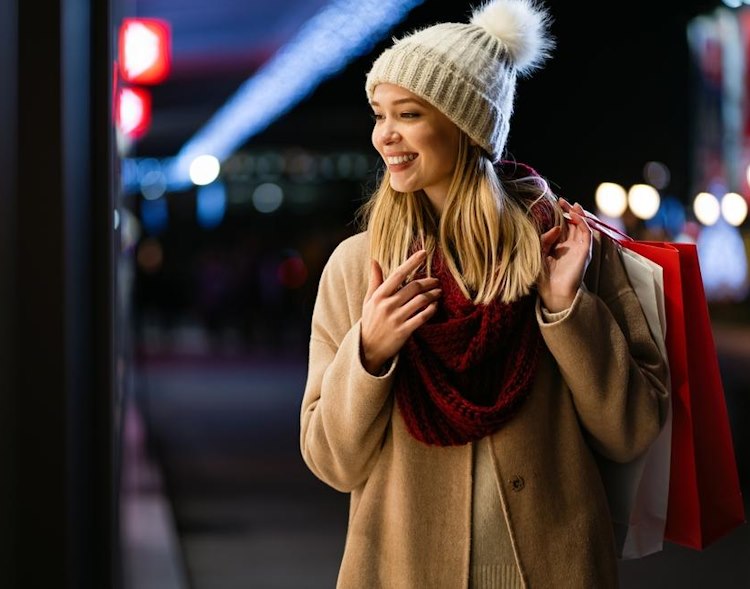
536, 232, 669, 463
299, 237, 397, 492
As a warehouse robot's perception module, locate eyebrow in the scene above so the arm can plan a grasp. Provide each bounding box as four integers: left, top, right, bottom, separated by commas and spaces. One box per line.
369, 97, 424, 107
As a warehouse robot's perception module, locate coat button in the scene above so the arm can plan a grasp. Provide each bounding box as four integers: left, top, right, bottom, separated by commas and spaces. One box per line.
509, 475, 525, 492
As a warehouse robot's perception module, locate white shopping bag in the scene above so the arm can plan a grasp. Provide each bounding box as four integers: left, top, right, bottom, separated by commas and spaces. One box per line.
599, 246, 673, 559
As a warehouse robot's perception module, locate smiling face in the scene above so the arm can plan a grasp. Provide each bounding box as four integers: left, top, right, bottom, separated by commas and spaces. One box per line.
370, 83, 461, 213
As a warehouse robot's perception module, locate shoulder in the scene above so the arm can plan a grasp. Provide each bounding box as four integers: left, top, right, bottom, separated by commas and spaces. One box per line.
325, 231, 370, 279
319, 231, 371, 296
314, 231, 371, 327
328, 231, 370, 264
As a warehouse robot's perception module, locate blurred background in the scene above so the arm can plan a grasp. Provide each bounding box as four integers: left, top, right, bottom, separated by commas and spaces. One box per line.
2, 0, 749, 588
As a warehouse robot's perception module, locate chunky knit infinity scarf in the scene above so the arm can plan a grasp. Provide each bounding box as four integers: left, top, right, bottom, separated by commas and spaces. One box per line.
392, 161, 556, 446
394, 248, 543, 446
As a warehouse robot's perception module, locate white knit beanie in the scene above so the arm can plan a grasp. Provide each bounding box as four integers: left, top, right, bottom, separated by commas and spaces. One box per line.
365, 0, 554, 162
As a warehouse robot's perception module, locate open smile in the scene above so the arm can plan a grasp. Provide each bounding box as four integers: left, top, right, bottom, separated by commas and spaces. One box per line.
386, 153, 418, 171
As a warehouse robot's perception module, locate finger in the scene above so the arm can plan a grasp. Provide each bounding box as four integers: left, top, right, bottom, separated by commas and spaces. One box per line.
559, 198, 590, 223
575, 211, 594, 252
559, 199, 578, 238
402, 300, 439, 333
365, 259, 384, 302
397, 287, 442, 321
565, 206, 590, 228
540, 226, 561, 255
381, 250, 427, 295
570, 210, 591, 233
572, 202, 589, 224
567, 211, 592, 246
392, 276, 440, 305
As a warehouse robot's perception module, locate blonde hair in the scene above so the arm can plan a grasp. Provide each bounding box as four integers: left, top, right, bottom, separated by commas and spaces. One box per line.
357, 133, 564, 304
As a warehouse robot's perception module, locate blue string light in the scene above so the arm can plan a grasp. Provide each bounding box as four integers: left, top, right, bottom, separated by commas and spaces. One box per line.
123, 0, 425, 193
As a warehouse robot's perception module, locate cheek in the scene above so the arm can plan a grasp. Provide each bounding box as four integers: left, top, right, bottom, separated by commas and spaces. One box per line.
424, 125, 459, 169
434, 138, 459, 173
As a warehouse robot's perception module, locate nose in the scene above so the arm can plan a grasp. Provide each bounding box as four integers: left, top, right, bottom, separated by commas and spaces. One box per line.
377, 121, 399, 145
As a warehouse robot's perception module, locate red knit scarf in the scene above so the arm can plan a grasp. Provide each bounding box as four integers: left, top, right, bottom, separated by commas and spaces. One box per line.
394, 250, 543, 446
394, 162, 553, 446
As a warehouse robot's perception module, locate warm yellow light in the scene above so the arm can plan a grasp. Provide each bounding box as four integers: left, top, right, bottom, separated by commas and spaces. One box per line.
595, 182, 628, 217
693, 192, 721, 226
627, 184, 660, 220
721, 192, 748, 226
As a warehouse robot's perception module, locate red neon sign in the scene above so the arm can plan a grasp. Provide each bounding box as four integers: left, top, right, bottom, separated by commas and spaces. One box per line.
119, 18, 172, 85
116, 87, 152, 139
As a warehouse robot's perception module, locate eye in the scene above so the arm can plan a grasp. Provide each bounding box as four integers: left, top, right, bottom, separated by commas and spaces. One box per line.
401, 112, 420, 119
370, 112, 384, 122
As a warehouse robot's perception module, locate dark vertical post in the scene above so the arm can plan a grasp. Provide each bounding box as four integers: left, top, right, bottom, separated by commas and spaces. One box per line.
62, 0, 117, 586
1, 0, 115, 587
0, 0, 19, 582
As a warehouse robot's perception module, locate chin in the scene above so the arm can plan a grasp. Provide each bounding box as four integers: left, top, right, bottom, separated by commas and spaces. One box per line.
389, 179, 418, 194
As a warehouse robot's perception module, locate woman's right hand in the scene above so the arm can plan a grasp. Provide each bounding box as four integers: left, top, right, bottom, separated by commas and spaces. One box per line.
360, 250, 442, 375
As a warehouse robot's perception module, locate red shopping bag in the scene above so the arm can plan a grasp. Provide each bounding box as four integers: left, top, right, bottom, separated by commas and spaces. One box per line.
589, 217, 745, 550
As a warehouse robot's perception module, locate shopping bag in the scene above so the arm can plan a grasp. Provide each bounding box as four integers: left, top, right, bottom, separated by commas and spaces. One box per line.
588, 215, 746, 550
595, 244, 673, 559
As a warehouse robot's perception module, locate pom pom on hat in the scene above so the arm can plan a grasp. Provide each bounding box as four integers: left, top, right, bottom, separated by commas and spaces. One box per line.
470, 0, 554, 76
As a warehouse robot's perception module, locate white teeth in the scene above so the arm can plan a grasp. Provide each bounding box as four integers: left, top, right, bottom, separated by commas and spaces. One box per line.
386, 154, 416, 165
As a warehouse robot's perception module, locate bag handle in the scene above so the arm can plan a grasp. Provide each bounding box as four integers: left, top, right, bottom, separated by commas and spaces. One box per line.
567, 209, 635, 243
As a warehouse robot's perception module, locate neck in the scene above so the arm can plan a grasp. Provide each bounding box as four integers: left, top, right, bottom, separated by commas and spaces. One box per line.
422, 188, 445, 216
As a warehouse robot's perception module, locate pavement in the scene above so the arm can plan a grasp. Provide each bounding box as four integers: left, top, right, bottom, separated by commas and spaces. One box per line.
125, 323, 750, 588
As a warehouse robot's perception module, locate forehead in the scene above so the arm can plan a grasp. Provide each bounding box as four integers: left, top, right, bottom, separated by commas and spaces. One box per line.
370, 83, 427, 106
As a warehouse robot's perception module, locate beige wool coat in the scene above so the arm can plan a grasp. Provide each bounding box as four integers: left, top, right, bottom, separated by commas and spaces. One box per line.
300, 230, 669, 588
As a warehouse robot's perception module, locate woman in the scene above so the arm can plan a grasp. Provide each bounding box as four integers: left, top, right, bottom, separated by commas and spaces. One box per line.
300, 1, 669, 587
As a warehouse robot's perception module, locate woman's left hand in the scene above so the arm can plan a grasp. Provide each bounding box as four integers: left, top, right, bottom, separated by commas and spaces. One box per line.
537, 199, 593, 313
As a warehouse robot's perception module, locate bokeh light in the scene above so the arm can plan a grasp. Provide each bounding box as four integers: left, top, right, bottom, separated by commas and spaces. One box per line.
141, 196, 169, 235
721, 192, 748, 226
136, 238, 164, 274
627, 184, 661, 220
697, 221, 749, 301
643, 161, 671, 190
277, 253, 308, 289
693, 191, 721, 226
140, 169, 167, 200
189, 155, 221, 186
646, 195, 686, 237
253, 183, 284, 213
196, 182, 227, 229
595, 182, 628, 218
118, 87, 151, 138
